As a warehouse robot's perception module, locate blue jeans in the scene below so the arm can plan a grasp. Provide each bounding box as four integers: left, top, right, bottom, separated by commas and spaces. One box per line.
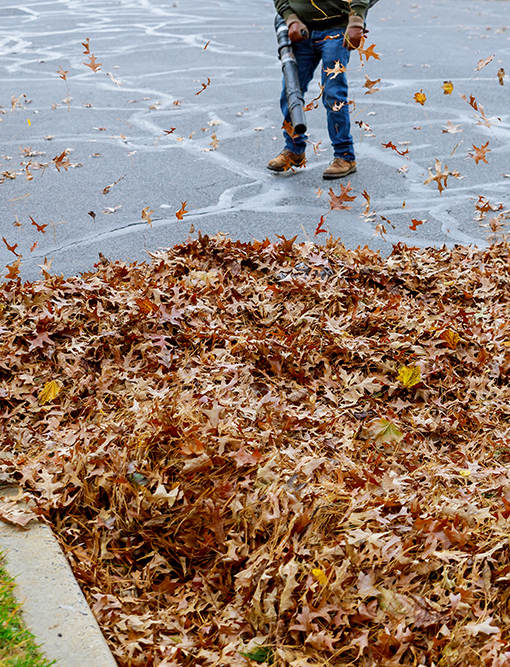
280, 27, 355, 162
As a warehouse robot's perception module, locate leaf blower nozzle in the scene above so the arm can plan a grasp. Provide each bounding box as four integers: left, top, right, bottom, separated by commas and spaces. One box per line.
274, 15, 307, 136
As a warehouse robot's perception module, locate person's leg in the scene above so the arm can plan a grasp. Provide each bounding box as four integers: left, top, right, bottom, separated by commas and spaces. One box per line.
279, 38, 321, 155
318, 30, 356, 162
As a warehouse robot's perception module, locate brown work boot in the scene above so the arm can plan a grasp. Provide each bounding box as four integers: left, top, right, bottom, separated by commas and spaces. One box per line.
323, 158, 357, 180
267, 149, 306, 172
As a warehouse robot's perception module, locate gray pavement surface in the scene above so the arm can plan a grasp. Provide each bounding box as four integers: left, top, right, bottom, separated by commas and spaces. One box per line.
0, 0, 509, 281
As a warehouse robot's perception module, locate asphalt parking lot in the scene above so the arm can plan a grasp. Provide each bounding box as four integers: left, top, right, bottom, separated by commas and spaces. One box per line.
1, 0, 509, 280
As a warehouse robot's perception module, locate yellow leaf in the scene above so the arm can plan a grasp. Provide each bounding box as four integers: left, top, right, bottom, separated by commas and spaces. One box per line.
414, 90, 427, 105
441, 329, 460, 349
27, 118, 32, 126
459, 470, 471, 478
398, 364, 421, 388
442, 81, 454, 95
39, 380, 61, 405
312, 568, 328, 586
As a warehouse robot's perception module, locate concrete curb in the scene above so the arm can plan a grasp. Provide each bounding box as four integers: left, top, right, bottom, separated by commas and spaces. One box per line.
0, 487, 117, 667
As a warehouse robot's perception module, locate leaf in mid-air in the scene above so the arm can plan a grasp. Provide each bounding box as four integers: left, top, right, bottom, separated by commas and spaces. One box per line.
424, 160, 449, 194
328, 182, 356, 211
324, 60, 346, 78
442, 80, 454, 95
475, 54, 495, 72
141, 206, 154, 227
414, 90, 427, 105
409, 219, 425, 231
84, 53, 102, 73
469, 141, 491, 164
175, 202, 189, 220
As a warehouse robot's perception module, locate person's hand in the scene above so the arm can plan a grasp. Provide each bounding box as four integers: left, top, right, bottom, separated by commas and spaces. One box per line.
343, 15, 364, 50
286, 14, 309, 42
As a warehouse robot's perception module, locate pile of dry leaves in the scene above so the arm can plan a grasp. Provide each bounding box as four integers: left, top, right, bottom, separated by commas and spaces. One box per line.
2, 234, 510, 666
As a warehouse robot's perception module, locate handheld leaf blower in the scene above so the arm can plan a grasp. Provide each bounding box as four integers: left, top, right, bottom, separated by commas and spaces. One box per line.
274, 14, 307, 136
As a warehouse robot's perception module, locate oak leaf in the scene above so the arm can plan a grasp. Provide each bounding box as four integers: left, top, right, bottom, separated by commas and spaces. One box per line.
283, 120, 298, 139
2, 237, 20, 256
497, 67, 505, 85
303, 84, 324, 111
141, 206, 154, 226
324, 60, 346, 78
469, 141, 490, 164
5, 258, 22, 280
424, 160, 449, 194
38, 257, 54, 279
442, 120, 463, 134
195, 77, 211, 95
29, 331, 54, 351
356, 119, 374, 136
409, 219, 425, 231
465, 617, 499, 636
381, 141, 409, 158
348, 630, 370, 659
361, 189, 371, 215
315, 215, 328, 236
175, 201, 188, 220
358, 40, 380, 63
328, 181, 356, 211
363, 76, 381, 94
229, 447, 262, 467
106, 72, 122, 86
460, 93, 478, 111
150, 483, 180, 506
474, 105, 500, 129
279, 559, 300, 614
0, 500, 36, 529
84, 54, 102, 73
305, 630, 339, 652
53, 149, 70, 172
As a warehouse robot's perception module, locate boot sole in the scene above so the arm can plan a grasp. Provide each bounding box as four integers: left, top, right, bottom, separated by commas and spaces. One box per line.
267, 162, 305, 173
322, 166, 357, 180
